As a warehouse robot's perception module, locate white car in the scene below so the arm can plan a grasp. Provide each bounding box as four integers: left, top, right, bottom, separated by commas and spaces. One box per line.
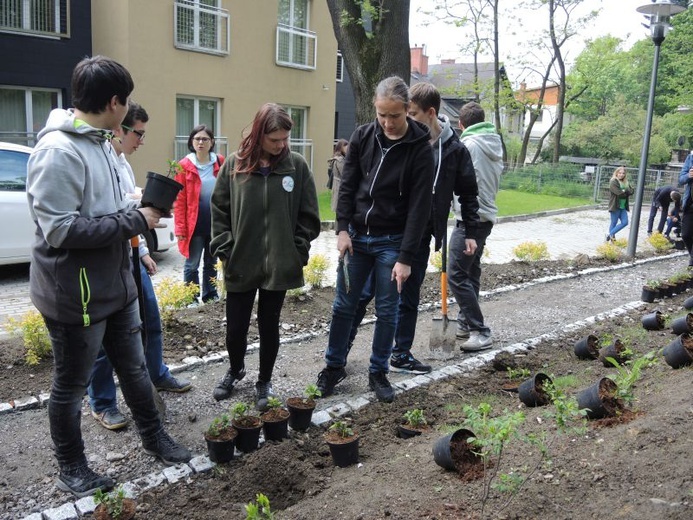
0, 142, 176, 266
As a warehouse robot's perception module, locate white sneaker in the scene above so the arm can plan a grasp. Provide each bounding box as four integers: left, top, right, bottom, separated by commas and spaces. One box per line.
461, 332, 493, 352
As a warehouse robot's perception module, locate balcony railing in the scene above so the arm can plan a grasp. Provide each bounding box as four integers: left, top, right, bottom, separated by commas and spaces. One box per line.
276, 24, 316, 70
0, 0, 69, 38
174, 0, 229, 56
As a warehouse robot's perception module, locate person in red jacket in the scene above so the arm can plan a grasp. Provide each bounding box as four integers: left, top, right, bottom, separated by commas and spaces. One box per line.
174, 125, 224, 303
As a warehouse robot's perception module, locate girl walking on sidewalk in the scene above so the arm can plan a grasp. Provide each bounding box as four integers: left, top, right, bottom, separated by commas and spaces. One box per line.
607, 166, 634, 241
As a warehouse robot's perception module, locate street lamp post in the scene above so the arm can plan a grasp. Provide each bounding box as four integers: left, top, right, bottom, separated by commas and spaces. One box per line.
627, 0, 686, 258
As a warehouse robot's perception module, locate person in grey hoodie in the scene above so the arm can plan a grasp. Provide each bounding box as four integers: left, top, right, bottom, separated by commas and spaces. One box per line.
26, 56, 190, 499
449, 101, 504, 351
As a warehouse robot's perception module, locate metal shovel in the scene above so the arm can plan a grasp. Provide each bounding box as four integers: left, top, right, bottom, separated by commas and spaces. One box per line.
429, 231, 456, 354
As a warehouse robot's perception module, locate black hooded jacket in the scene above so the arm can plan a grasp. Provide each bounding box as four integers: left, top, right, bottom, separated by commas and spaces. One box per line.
336, 118, 434, 265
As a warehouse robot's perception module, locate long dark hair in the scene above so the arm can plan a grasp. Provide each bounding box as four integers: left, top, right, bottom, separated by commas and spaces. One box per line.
235, 103, 293, 175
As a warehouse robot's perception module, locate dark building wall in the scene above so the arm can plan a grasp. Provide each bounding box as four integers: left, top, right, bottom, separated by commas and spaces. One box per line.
0, 2, 92, 107
335, 65, 357, 141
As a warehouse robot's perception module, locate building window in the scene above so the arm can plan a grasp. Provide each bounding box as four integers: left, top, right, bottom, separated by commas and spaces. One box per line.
175, 96, 227, 159
285, 105, 313, 169
174, 0, 229, 56
0, 0, 69, 37
0, 87, 61, 146
276, 0, 316, 70
336, 51, 344, 83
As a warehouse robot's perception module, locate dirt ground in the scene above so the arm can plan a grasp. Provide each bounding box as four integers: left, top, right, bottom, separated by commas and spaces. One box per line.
2, 252, 693, 519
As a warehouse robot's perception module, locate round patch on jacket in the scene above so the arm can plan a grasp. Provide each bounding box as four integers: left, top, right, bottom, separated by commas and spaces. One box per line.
282, 176, 295, 192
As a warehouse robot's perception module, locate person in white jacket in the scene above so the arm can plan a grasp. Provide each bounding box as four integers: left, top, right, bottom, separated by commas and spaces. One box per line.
448, 102, 503, 351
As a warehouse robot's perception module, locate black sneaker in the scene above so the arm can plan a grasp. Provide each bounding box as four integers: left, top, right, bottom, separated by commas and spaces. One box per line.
316, 366, 347, 397
56, 461, 115, 498
390, 353, 432, 374
368, 371, 395, 403
213, 367, 246, 401
255, 381, 277, 412
142, 429, 192, 466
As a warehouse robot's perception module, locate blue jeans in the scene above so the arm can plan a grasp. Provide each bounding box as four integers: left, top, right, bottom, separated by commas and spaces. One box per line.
348, 235, 431, 356
88, 263, 170, 413
448, 221, 493, 335
45, 300, 161, 467
609, 209, 629, 237
325, 231, 402, 373
184, 234, 218, 302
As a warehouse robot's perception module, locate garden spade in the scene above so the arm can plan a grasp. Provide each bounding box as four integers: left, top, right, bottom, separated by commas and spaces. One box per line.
429, 232, 456, 354
131, 236, 167, 418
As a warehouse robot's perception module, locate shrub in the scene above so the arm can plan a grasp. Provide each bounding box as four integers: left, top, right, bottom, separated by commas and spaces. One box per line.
328, 419, 354, 438
6, 310, 51, 366
245, 493, 275, 520
595, 241, 623, 262
403, 409, 427, 428
647, 232, 673, 252
512, 241, 550, 262
94, 485, 127, 520
304, 254, 329, 289
154, 277, 199, 323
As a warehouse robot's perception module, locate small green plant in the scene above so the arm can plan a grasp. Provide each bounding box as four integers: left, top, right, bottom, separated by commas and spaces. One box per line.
303, 383, 322, 401
606, 350, 658, 405
644, 279, 662, 289
154, 277, 199, 323
94, 485, 127, 519
403, 408, 427, 428
206, 413, 231, 438
429, 250, 443, 271
647, 231, 673, 252
166, 159, 183, 178
245, 492, 275, 520
303, 254, 330, 289
265, 397, 283, 410
6, 310, 51, 366
231, 402, 251, 420
328, 419, 354, 438
612, 237, 628, 249
506, 367, 530, 381
543, 380, 587, 433
595, 241, 623, 262
512, 241, 549, 262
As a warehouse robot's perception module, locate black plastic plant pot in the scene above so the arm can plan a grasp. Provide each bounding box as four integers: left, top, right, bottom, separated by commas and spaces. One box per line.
598, 339, 628, 367
517, 372, 552, 407
397, 424, 423, 439
663, 333, 693, 369
232, 419, 263, 453
286, 398, 316, 431
576, 377, 622, 420
684, 295, 693, 310
574, 334, 599, 360
641, 286, 659, 303
641, 310, 665, 331
432, 428, 478, 472
659, 283, 674, 299
325, 435, 359, 467
205, 430, 237, 464
261, 409, 290, 442
141, 171, 183, 213
670, 313, 693, 336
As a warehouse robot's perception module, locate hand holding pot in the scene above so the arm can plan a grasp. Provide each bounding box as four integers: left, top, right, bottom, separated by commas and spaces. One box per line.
138, 207, 165, 229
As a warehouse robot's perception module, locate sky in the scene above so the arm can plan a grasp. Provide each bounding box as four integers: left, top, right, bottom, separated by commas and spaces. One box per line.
409, 0, 657, 86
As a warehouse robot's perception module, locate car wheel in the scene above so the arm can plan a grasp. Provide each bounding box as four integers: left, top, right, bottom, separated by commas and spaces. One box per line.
143, 229, 158, 253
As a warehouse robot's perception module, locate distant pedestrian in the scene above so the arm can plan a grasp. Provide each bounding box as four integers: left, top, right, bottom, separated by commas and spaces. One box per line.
174, 125, 224, 304
647, 185, 680, 235
210, 103, 320, 410
607, 166, 634, 242
678, 152, 693, 266
328, 138, 348, 212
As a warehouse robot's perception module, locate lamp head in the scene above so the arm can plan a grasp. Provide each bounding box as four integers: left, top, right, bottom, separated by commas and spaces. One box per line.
637, 0, 686, 43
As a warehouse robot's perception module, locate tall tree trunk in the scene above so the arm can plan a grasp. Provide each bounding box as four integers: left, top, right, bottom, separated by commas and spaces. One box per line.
492, 0, 506, 161
549, 0, 566, 163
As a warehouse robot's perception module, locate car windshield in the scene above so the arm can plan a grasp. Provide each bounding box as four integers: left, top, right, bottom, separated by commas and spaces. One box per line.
0, 150, 29, 191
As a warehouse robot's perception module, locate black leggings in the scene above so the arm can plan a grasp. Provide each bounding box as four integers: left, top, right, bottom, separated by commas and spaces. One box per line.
682, 207, 693, 266
225, 288, 287, 383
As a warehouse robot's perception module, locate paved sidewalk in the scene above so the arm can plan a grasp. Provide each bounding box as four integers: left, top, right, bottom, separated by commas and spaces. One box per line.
0, 207, 663, 334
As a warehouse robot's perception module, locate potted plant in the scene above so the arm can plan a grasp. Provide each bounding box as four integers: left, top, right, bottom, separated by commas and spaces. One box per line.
204, 412, 237, 463
517, 372, 552, 407
397, 408, 429, 439
286, 384, 321, 431
641, 280, 661, 303
231, 402, 263, 453
573, 334, 599, 359
141, 159, 184, 213
641, 310, 666, 331
93, 485, 136, 520
598, 338, 630, 367
324, 419, 359, 467
261, 397, 290, 441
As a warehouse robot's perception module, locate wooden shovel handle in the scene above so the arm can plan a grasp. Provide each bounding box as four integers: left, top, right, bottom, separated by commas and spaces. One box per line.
441, 272, 448, 316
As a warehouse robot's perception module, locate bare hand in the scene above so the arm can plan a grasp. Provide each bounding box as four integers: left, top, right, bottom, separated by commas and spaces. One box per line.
464, 238, 478, 256
391, 262, 411, 293
688, 168, 693, 178
141, 253, 158, 275
337, 231, 353, 259
138, 207, 165, 229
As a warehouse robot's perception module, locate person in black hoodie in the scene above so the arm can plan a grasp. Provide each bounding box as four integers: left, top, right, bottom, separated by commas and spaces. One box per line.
315, 76, 434, 402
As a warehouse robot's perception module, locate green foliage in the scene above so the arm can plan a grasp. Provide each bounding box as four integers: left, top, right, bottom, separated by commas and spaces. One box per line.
543, 381, 587, 434
645, 279, 662, 289
94, 485, 127, 519
429, 250, 442, 272
6, 310, 51, 366
328, 419, 354, 438
304, 254, 329, 289
207, 413, 231, 438
245, 493, 275, 520
500, 163, 594, 200
496, 190, 591, 216
154, 277, 199, 323
231, 402, 252, 421
166, 159, 183, 178
647, 232, 673, 252
304, 384, 322, 400
606, 351, 658, 405
462, 403, 525, 461
403, 409, 427, 428
506, 367, 530, 381
595, 241, 624, 262
512, 241, 550, 262
265, 397, 283, 410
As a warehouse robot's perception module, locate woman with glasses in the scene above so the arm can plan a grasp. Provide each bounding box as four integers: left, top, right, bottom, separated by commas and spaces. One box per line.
174, 125, 224, 303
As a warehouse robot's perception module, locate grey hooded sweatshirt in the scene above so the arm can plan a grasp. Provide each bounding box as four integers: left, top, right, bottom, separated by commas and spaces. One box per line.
27, 108, 148, 326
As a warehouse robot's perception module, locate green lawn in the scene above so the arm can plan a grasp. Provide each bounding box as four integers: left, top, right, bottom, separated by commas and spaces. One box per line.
317, 189, 592, 221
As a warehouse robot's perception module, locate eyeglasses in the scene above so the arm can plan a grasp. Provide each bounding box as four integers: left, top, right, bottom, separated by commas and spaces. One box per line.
193, 137, 211, 143
121, 124, 145, 141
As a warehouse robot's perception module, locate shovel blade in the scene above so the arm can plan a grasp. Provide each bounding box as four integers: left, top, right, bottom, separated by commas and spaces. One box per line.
429, 314, 456, 356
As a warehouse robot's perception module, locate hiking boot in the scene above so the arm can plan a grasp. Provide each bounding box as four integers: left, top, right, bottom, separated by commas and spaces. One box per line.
57, 461, 115, 498
390, 352, 432, 374
368, 371, 395, 403
155, 375, 192, 393
461, 332, 493, 352
213, 367, 246, 401
142, 429, 192, 466
316, 366, 347, 397
91, 408, 128, 430
255, 381, 277, 412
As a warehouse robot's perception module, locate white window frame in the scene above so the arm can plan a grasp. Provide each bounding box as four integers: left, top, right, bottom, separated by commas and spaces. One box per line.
174, 96, 227, 158
276, 0, 316, 70
0, 0, 69, 38
285, 105, 313, 170
336, 51, 344, 83
0, 86, 62, 146
174, 0, 230, 56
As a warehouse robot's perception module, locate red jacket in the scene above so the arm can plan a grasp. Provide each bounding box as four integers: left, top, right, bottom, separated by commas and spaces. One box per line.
174, 153, 224, 258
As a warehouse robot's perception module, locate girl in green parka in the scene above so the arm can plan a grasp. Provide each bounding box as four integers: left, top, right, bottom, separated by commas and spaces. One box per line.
210, 103, 320, 410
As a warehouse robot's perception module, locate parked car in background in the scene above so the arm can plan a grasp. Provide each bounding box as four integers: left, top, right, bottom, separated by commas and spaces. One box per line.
0, 142, 175, 266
